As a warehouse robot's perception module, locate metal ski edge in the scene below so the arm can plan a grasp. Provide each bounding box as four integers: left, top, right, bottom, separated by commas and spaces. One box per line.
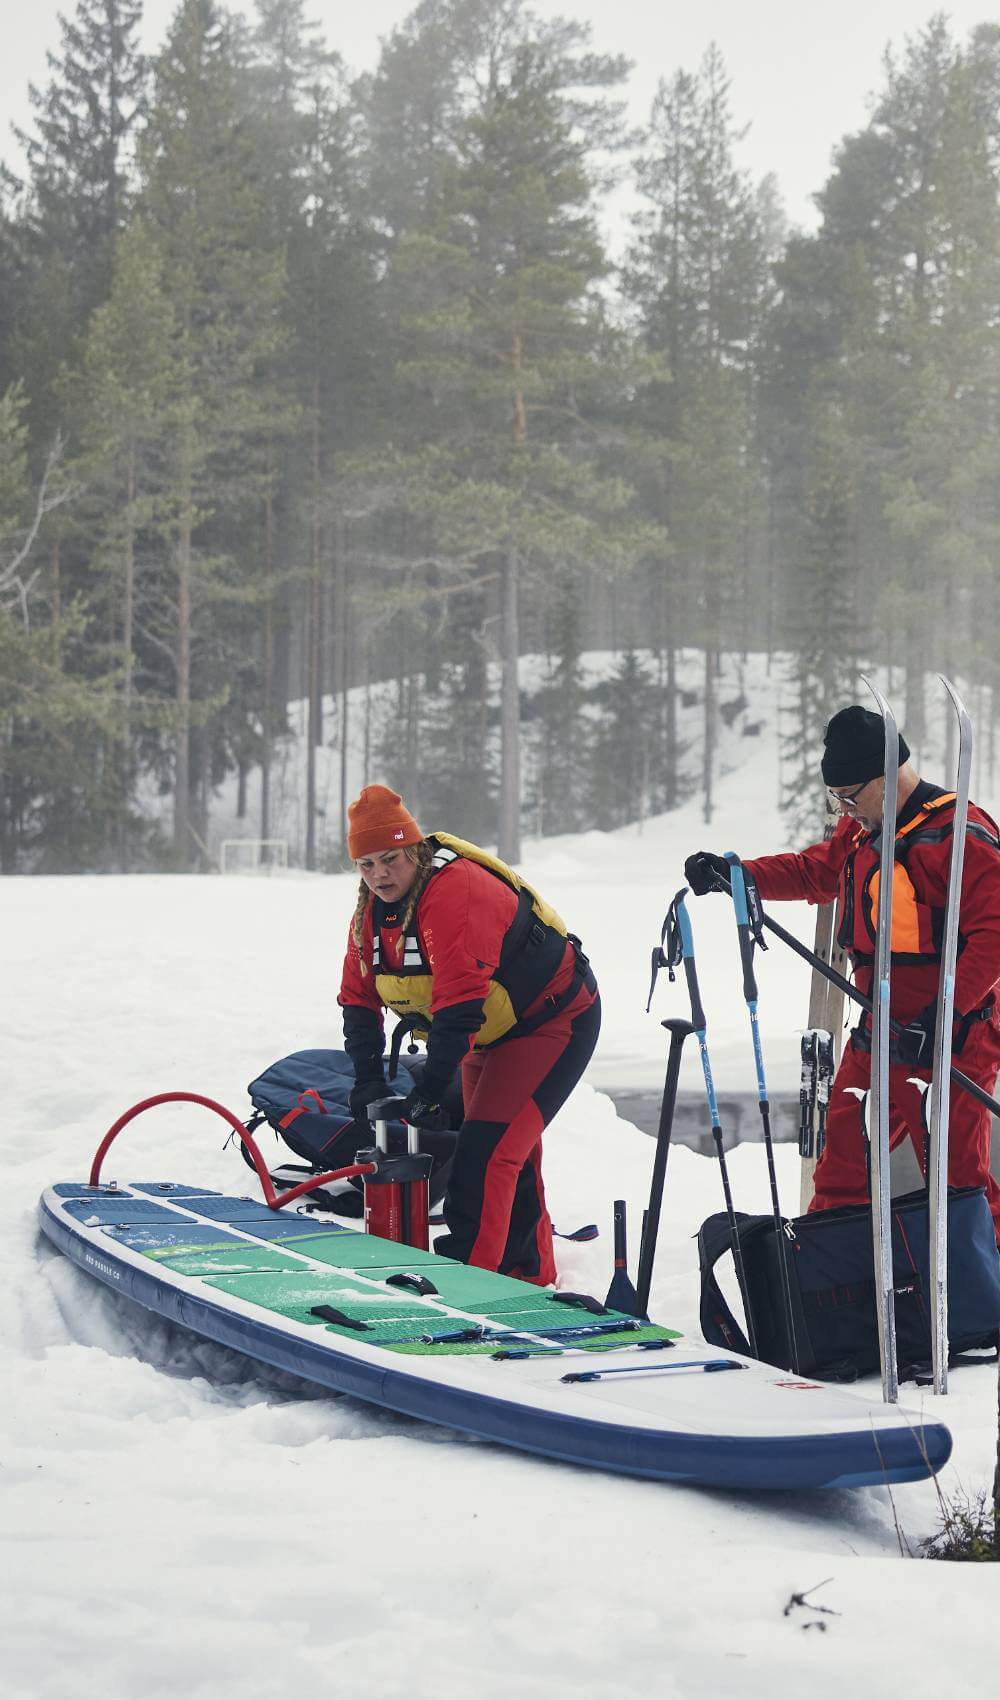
927, 677, 974, 1394
36, 1191, 952, 1491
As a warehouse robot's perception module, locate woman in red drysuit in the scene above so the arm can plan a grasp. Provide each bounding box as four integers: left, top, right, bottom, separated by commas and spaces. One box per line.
338, 785, 600, 1284
685, 706, 1000, 1240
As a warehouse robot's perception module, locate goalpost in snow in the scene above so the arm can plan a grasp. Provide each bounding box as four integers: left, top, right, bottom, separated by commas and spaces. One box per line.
219, 839, 290, 875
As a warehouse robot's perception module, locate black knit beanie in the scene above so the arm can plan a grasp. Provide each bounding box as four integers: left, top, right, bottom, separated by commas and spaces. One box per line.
821, 705, 910, 787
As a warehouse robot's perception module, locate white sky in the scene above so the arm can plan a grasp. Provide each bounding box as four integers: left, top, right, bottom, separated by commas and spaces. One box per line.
2, 1, 998, 232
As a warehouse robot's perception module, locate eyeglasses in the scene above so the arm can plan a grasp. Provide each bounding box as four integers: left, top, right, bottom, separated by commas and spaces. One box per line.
826, 780, 873, 812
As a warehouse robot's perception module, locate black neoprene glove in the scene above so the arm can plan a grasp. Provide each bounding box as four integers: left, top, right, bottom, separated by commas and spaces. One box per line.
683, 850, 732, 896
349, 1078, 390, 1120
400, 1089, 452, 1133
895, 1005, 937, 1067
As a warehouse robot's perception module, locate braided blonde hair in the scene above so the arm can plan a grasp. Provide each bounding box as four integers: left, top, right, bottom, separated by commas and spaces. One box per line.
352, 839, 436, 975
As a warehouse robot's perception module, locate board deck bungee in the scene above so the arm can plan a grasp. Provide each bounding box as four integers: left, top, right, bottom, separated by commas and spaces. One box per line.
38, 1178, 953, 1491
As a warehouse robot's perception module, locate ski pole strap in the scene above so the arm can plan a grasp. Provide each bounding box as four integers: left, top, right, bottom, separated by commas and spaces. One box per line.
646, 887, 687, 1012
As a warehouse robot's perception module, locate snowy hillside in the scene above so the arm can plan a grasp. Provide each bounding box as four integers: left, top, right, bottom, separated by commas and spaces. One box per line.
4, 812, 999, 1698
205, 648, 792, 866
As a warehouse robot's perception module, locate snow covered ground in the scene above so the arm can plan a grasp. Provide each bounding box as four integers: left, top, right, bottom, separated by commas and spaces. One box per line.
4, 715, 999, 1699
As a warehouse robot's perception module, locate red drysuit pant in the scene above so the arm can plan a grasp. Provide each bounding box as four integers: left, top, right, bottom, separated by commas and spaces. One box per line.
810, 1017, 1000, 1241
435, 967, 601, 1285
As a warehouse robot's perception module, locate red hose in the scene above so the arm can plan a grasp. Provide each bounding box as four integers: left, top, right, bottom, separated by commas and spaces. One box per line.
89, 1091, 374, 1208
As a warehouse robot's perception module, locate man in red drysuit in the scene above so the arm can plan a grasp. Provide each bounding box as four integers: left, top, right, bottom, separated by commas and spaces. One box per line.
339, 785, 600, 1284
686, 705, 1000, 1240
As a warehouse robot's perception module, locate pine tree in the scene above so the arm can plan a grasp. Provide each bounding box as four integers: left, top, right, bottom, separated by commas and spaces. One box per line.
138, 0, 289, 863
0, 380, 128, 871
772, 15, 1000, 782
59, 219, 178, 863
525, 579, 587, 837
360, 0, 474, 246
370, 0, 659, 859
625, 46, 772, 825
12, 0, 146, 415
587, 651, 659, 831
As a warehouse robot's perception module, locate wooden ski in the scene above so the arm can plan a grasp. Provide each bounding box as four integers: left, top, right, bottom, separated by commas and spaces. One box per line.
799, 811, 848, 1214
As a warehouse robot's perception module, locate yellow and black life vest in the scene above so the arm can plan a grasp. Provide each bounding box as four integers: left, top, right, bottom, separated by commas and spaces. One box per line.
372, 833, 575, 1048
841, 793, 1000, 964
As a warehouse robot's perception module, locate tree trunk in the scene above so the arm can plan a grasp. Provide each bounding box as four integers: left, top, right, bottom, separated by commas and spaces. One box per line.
118, 445, 137, 871
498, 546, 521, 862
334, 529, 350, 860
665, 643, 677, 811
363, 636, 373, 784
305, 396, 322, 871
903, 562, 926, 756
703, 645, 715, 826
260, 479, 275, 843
501, 330, 526, 863
173, 520, 192, 864
123, 450, 135, 718
51, 538, 61, 661
404, 669, 421, 810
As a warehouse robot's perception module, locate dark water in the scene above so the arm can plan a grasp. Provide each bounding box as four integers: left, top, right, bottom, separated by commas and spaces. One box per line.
605, 1088, 802, 1158
605, 1087, 998, 1187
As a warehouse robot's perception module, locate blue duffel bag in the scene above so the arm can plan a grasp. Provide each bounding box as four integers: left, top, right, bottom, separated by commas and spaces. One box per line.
245, 1048, 457, 1211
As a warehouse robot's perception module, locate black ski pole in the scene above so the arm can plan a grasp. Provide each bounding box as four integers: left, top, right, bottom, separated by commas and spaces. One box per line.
699, 861, 1000, 1122
725, 854, 802, 1373
668, 890, 759, 1356
635, 1018, 695, 1320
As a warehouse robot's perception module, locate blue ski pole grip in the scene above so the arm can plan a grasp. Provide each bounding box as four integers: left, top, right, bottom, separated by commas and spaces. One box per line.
725, 854, 758, 1003
676, 897, 707, 1031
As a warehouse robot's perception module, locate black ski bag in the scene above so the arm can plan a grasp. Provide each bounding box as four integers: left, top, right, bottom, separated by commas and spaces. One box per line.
698, 1185, 1000, 1381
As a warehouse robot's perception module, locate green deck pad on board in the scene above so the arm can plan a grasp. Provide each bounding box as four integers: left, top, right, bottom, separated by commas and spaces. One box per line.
204, 1268, 438, 1328
202, 1263, 682, 1354
383, 1322, 680, 1357
284, 1232, 443, 1270
143, 1241, 311, 1276
370, 1260, 554, 1309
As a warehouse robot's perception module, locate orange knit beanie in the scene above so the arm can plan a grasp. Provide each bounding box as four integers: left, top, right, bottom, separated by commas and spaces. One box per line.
347, 785, 423, 859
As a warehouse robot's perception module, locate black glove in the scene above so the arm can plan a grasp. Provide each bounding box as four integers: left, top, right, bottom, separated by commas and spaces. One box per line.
683, 851, 732, 896
349, 1078, 389, 1120
894, 1006, 937, 1067
400, 1089, 452, 1133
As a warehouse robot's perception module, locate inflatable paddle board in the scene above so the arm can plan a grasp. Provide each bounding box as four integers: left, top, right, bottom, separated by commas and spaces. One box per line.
38, 1179, 952, 1491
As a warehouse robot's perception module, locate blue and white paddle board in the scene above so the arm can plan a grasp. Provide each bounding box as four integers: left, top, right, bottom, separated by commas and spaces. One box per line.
38, 1180, 952, 1491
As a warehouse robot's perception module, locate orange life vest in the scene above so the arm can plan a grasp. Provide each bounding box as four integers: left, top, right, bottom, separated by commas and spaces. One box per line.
840, 793, 1000, 964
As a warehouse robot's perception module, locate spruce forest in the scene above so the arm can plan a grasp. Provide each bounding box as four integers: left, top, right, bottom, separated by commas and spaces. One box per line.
2, 0, 999, 873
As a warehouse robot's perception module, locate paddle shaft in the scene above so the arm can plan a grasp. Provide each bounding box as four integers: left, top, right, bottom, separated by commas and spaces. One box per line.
635, 1019, 695, 1319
